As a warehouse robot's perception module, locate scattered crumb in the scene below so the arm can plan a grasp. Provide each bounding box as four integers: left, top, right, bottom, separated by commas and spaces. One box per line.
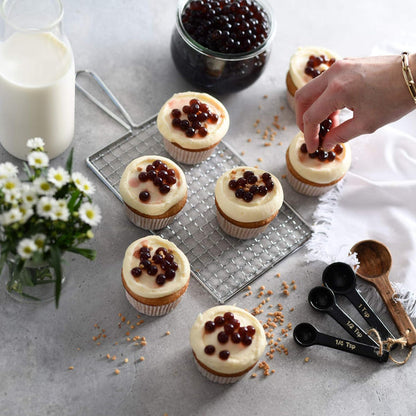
165, 331, 171, 336
114, 369, 120, 375
139, 356, 145, 362
251, 373, 257, 378
304, 357, 310, 363
124, 358, 129, 363
68, 366, 74, 371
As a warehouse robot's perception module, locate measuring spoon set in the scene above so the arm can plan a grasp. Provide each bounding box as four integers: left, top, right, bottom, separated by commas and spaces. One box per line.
294, 261, 392, 363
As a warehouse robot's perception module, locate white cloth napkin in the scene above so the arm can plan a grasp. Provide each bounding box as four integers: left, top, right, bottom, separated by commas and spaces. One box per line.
305, 104, 416, 317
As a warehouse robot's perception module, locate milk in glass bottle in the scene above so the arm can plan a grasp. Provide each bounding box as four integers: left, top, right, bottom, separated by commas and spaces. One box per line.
0, 0, 75, 159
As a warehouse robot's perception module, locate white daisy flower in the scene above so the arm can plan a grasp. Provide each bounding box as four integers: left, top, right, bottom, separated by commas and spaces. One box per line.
36, 196, 58, 219
17, 238, 38, 260
47, 167, 70, 188
1, 208, 23, 226
1, 176, 21, 194
4, 188, 22, 205
79, 202, 101, 226
0, 162, 18, 180
27, 137, 45, 150
52, 202, 70, 222
33, 233, 47, 250
18, 205, 34, 223
72, 172, 95, 195
27, 151, 49, 169
33, 177, 55, 196
21, 186, 39, 206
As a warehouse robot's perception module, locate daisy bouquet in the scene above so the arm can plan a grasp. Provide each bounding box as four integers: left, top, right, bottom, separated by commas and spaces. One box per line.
0, 138, 101, 306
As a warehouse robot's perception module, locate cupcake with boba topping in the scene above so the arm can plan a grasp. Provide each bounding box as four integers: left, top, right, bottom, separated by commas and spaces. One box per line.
215, 166, 283, 239
157, 91, 230, 164
190, 305, 266, 384
286, 120, 352, 197
286, 46, 339, 111
119, 155, 187, 230
122, 235, 191, 316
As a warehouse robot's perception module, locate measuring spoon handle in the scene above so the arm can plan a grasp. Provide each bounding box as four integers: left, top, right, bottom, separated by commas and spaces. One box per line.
346, 290, 395, 340
328, 305, 378, 346
315, 332, 388, 363
373, 277, 416, 347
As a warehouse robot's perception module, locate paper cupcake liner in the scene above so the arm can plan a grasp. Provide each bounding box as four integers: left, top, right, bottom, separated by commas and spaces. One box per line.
124, 205, 175, 230
163, 138, 216, 165
286, 168, 336, 197
124, 289, 182, 316
216, 209, 269, 240
286, 90, 296, 112
193, 357, 245, 384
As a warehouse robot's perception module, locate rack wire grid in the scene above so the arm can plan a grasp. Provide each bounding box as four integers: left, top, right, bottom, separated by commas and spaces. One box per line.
86, 115, 312, 303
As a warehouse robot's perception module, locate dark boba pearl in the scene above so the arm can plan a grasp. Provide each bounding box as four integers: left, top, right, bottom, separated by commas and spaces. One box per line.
219, 350, 230, 360
300, 143, 308, 153
236, 177, 247, 187
224, 323, 235, 335
217, 331, 229, 344
153, 176, 163, 187
231, 319, 240, 330
321, 118, 332, 130
214, 316, 225, 326
239, 326, 248, 337
156, 274, 166, 285
172, 118, 181, 128
139, 191, 150, 202
160, 184, 171, 194
224, 312, 234, 322
205, 320, 216, 332
140, 250, 151, 261
327, 151, 336, 162
235, 188, 245, 198
309, 150, 319, 159
265, 180, 274, 191
249, 185, 259, 194
131, 267, 142, 277
242, 336, 252, 346
204, 345, 215, 355
258, 186, 267, 196
165, 175, 177, 185
262, 172, 271, 182
198, 112, 208, 122
152, 253, 163, 264
228, 179, 238, 189
180, 119, 190, 130
156, 247, 168, 256
334, 144, 343, 155
165, 268, 176, 280
246, 325, 256, 336
243, 191, 253, 202
171, 261, 179, 271
182, 105, 191, 114
140, 259, 151, 270
231, 332, 241, 343
209, 113, 219, 123
171, 108, 181, 118
198, 127, 208, 137
186, 127, 196, 137
247, 175, 258, 184
188, 112, 198, 122
147, 170, 157, 180
147, 265, 158, 276
243, 170, 254, 179
138, 172, 148, 181
318, 150, 328, 161
146, 164, 155, 172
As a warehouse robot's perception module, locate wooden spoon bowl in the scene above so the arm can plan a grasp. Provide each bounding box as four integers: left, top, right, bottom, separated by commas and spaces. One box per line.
351, 240, 416, 347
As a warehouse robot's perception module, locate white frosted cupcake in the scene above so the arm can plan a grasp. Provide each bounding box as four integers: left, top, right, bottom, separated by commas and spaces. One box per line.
215, 166, 283, 239
121, 235, 191, 316
286, 46, 339, 111
286, 129, 351, 196
157, 91, 230, 164
190, 305, 266, 384
119, 155, 187, 230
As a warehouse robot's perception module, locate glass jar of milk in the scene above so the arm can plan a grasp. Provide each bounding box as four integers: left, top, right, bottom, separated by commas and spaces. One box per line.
0, 0, 75, 159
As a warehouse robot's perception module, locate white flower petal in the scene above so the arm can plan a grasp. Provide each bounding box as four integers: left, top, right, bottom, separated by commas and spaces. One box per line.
27, 137, 45, 150
17, 238, 38, 260
79, 202, 101, 226
27, 151, 49, 168
47, 167, 70, 188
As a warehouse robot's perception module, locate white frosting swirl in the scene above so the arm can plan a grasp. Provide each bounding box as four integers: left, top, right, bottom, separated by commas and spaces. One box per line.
157, 91, 229, 149
119, 155, 187, 215
289, 46, 340, 89
288, 131, 351, 184
190, 305, 266, 374
215, 166, 283, 223
122, 235, 190, 299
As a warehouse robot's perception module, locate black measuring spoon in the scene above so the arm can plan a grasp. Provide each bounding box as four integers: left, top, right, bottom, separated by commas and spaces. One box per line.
293, 323, 389, 363
308, 286, 378, 346
322, 262, 395, 341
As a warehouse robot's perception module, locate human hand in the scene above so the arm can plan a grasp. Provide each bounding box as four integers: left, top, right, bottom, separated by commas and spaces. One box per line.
295, 54, 416, 152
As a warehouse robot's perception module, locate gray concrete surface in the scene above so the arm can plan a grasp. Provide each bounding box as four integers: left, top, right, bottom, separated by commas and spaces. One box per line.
1, 1, 416, 415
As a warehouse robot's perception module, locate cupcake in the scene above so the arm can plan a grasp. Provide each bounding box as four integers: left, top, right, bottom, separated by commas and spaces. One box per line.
286, 122, 352, 197
190, 305, 266, 384
157, 91, 230, 164
119, 155, 187, 230
121, 235, 191, 316
286, 46, 339, 111
215, 166, 283, 239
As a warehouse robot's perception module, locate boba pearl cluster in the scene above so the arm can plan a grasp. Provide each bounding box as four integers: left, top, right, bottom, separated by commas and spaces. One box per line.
181, 0, 270, 54
137, 160, 178, 202
203, 311, 256, 360
130, 245, 179, 286
300, 118, 343, 162
304, 54, 336, 79
228, 170, 274, 202
171, 98, 219, 138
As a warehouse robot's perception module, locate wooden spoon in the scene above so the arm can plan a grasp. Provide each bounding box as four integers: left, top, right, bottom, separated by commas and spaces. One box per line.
350, 240, 416, 347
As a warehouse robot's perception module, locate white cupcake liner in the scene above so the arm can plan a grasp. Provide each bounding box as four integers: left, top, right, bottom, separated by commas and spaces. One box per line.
216, 209, 269, 240
193, 357, 245, 384
286, 90, 296, 112
124, 205, 175, 230
124, 289, 182, 316
163, 138, 216, 165
286, 168, 335, 197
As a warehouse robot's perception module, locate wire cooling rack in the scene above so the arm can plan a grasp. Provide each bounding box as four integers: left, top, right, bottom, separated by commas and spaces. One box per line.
79, 71, 312, 303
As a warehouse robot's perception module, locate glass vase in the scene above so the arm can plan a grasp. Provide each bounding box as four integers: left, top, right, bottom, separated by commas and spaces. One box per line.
3, 257, 67, 304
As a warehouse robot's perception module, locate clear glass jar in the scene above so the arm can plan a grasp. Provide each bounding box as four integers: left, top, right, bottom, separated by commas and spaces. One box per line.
0, 0, 75, 160
171, 0, 275, 94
